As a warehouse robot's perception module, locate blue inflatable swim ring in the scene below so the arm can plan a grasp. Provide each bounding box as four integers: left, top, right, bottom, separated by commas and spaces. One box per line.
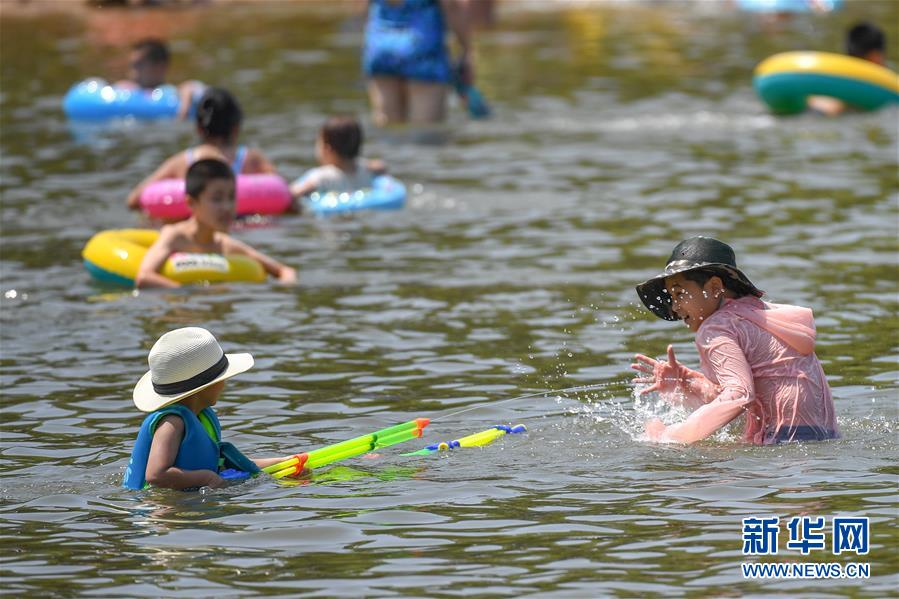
304, 175, 407, 216
63, 78, 193, 120
736, 0, 842, 12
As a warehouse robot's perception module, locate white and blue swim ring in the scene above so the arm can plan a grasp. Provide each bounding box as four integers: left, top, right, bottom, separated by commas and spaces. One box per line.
736, 0, 842, 13
304, 175, 407, 216
62, 78, 195, 120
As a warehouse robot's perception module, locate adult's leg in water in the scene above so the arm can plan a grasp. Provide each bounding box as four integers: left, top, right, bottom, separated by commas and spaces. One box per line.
408, 81, 448, 125
368, 76, 407, 126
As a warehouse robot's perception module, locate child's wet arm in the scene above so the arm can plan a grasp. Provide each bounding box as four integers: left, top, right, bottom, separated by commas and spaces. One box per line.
660, 394, 752, 443
690, 328, 755, 404
146, 416, 222, 489
135, 232, 180, 288
700, 332, 755, 402
150, 465, 223, 489
681, 367, 720, 408
807, 95, 846, 116
224, 236, 297, 284
289, 171, 319, 199
126, 155, 183, 209
289, 179, 316, 199
176, 84, 193, 120
659, 335, 755, 443
175, 81, 204, 120
249, 149, 278, 175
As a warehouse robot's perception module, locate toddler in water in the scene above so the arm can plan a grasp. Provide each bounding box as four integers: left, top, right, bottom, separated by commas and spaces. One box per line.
116, 38, 204, 120
123, 327, 297, 490
631, 237, 838, 444
126, 87, 277, 209
808, 22, 888, 116
289, 115, 387, 200
135, 158, 296, 288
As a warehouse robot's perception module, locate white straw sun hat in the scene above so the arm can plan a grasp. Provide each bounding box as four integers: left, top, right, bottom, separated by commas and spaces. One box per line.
133, 327, 254, 412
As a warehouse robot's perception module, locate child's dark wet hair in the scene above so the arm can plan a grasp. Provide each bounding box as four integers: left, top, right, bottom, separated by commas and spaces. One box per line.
186, 159, 234, 199
133, 38, 170, 65
321, 115, 363, 160
680, 268, 754, 298
196, 87, 243, 141
846, 22, 885, 58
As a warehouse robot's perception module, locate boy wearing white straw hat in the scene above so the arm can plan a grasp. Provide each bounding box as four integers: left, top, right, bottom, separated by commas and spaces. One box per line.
123, 327, 295, 490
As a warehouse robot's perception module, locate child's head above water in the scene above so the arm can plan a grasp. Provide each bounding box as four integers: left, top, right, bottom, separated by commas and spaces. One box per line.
196, 87, 243, 143
846, 21, 885, 65
133, 326, 254, 413
636, 236, 764, 331
185, 158, 236, 231
130, 38, 170, 89
317, 115, 363, 164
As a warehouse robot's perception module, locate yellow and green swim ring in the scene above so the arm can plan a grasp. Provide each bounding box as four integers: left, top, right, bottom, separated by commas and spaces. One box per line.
82, 229, 266, 286
754, 51, 899, 114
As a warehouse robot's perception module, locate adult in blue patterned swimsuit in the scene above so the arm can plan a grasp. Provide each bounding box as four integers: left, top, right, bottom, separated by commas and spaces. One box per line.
363, 0, 474, 125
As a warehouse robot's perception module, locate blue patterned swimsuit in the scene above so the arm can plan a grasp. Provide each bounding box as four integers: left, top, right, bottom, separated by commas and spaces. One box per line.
363, 0, 451, 84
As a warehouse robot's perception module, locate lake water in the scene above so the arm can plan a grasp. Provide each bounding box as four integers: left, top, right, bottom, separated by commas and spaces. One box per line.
1, 1, 897, 596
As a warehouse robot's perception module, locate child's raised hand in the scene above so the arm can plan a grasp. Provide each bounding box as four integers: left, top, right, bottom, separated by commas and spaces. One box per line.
631, 345, 685, 396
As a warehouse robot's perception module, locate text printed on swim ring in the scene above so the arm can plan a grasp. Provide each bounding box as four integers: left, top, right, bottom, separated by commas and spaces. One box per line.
169, 253, 230, 274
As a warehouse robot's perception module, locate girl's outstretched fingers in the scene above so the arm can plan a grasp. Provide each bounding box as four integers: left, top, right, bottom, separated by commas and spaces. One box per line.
638, 381, 661, 396
666, 344, 678, 366
632, 354, 660, 394
631, 354, 658, 373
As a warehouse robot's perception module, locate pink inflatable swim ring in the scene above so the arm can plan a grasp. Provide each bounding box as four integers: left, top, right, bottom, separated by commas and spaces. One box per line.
139, 174, 292, 219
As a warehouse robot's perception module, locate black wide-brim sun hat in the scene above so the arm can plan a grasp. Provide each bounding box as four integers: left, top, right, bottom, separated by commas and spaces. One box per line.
636, 236, 764, 321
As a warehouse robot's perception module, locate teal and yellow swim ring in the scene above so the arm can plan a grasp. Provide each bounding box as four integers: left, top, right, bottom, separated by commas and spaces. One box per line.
82, 229, 266, 286
754, 51, 899, 114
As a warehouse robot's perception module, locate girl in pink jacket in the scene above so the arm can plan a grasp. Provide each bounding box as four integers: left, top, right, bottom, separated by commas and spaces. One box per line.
632, 237, 838, 445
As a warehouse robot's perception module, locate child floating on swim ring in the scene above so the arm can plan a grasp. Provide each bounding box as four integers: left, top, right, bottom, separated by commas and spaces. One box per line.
126, 87, 277, 210
115, 38, 204, 121
289, 115, 388, 200
808, 22, 888, 116
123, 327, 301, 490
631, 237, 838, 445
135, 158, 296, 288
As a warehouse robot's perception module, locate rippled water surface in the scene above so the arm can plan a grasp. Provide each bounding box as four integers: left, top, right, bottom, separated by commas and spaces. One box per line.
1, 1, 897, 596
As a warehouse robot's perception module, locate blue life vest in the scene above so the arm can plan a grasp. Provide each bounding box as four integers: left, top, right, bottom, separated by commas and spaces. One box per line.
363, 0, 451, 84
122, 404, 258, 490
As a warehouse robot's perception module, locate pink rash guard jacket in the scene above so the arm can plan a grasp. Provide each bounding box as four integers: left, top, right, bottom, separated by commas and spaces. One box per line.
657, 296, 839, 444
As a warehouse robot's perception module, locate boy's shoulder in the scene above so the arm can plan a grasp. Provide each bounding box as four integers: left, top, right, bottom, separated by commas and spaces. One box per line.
157, 411, 187, 429
157, 222, 190, 243
215, 230, 244, 253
